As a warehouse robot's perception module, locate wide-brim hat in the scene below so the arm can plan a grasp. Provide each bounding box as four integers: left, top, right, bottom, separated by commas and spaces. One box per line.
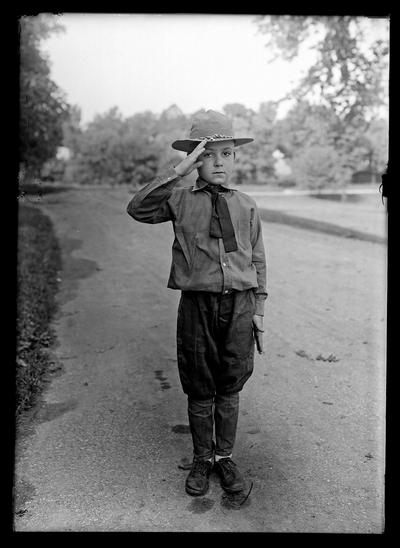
171, 109, 254, 153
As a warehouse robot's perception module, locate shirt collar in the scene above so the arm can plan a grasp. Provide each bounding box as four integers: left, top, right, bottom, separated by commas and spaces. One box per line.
191, 177, 236, 193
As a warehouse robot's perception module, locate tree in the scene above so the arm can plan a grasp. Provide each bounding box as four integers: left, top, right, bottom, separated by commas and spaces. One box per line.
290, 145, 341, 189
274, 100, 369, 187
154, 106, 189, 174
255, 16, 390, 188
221, 103, 278, 185
254, 15, 389, 123
359, 118, 389, 174
19, 14, 71, 179
249, 102, 279, 183
65, 107, 161, 186
62, 105, 83, 151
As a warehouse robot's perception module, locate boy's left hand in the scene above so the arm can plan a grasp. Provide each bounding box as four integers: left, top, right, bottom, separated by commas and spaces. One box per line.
252, 314, 264, 332
252, 315, 264, 354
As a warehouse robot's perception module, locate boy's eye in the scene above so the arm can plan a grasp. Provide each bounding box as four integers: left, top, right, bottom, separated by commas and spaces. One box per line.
223, 151, 232, 156
202, 152, 212, 158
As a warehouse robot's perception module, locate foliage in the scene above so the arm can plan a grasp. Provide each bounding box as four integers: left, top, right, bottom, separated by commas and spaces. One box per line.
152, 105, 189, 172
19, 13, 388, 190
360, 118, 389, 174
59, 100, 387, 189
19, 15, 71, 179
64, 107, 163, 186
16, 205, 61, 414
223, 102, 277, 184
254, 15, 389, 123
274, 99, 388, 187
40, 157, 67, 182
290, 145, 341, 189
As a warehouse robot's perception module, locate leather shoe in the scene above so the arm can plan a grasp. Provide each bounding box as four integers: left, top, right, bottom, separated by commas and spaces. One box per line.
185, 459, 213, 496
214, 457, 245, 493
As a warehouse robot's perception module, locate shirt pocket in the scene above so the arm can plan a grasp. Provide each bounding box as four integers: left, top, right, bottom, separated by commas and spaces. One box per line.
237, 218, 251, 249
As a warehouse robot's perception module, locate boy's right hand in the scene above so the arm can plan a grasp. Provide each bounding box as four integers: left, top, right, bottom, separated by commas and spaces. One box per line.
173, 139, 207, 177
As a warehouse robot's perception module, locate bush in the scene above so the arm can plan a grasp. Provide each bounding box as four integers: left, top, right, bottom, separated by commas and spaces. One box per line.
289, 145, 343, 189
40, 157, 66, 182
16, 205, 61, 415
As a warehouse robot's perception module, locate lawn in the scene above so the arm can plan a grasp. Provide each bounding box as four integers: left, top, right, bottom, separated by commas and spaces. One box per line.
244, 191, 387, 241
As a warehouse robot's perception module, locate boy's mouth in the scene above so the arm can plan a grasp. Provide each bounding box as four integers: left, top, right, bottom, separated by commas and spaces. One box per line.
213, 171, 225, 174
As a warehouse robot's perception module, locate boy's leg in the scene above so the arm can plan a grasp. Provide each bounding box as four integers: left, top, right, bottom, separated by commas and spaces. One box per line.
216, 289, 255, 396
214, 391, 245, 493
214, 392, 239, 458
176, 291, 217, 400
176, 291, 217, 458
213, 290, 256, 493
213, 289, 255, 458
176, 291, 220, 495
185, 396, 214, 496
188, 397, 214, 461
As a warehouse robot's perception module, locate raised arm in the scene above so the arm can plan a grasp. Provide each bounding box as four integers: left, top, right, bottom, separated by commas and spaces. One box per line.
126, 139, 207, 224
127, 167, 179, 224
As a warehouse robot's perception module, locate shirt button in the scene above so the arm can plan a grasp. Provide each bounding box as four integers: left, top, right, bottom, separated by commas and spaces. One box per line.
222, 262, 226, 266
225, 290, 229, 294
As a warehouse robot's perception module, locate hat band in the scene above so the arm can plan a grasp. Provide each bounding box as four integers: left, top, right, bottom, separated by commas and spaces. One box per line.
195, 133, 234, 141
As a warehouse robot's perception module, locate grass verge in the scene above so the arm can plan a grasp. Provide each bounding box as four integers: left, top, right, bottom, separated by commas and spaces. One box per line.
258, 208, 386, 244
16, 203, 62, 416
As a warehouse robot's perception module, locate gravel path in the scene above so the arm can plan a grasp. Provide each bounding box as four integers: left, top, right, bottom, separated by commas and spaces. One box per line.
14, 188, 386, 532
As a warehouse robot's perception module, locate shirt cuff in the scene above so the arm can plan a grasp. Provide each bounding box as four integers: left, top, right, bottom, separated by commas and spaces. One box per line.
162, 166, 181, 184
254, 295, 267, 316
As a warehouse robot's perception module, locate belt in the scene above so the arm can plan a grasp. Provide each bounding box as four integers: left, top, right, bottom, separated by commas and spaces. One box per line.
221, 288, 235, 295
182, 289, 236, 296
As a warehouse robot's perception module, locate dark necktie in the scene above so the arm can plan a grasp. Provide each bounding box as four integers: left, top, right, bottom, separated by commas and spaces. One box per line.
207, 185, 238, 253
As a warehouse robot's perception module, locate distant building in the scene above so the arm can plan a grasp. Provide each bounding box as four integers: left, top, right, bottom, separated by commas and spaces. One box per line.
56, 146, 71, 160
351, 170, 381, 184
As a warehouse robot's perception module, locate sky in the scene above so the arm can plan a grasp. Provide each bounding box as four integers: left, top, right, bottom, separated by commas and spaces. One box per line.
41, 13, 315, 125
40, 13, 389, 126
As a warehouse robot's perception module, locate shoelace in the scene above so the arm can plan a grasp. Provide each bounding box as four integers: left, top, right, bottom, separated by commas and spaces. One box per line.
192, 460, 211, 475
217, 458, 237, 477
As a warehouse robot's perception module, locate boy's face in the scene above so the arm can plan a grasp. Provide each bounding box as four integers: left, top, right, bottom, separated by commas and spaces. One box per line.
196, 140, 235, 185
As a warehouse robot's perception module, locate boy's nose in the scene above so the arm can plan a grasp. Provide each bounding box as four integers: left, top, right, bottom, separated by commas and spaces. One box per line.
214, 155, 223, 166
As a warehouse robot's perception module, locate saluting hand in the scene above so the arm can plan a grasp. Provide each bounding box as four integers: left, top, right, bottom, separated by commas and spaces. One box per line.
173, 139, 207, 177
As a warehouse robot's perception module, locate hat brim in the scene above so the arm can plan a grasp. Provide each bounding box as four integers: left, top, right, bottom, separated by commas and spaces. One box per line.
171, 137, 254, 153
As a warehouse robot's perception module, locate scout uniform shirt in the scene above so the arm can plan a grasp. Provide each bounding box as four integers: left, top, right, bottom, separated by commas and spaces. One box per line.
127, 167, 268, 315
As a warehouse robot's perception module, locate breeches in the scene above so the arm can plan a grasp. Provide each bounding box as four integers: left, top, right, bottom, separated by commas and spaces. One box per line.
176, 289, 256, 400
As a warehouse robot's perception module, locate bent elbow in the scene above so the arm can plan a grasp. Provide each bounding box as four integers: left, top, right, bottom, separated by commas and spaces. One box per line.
126, 202, 156, 224
126, 201, 138, 219
126, 201, 144, 222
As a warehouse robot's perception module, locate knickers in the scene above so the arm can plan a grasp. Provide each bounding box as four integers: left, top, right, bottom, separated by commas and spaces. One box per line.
176, 289, 256, 459
176, 289, 256, 399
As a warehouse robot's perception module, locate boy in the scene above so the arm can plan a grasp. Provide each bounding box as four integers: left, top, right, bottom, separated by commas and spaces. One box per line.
127, 109, 267, 498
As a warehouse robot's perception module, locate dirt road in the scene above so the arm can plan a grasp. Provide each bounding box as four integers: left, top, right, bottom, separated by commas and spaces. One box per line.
14, 187, 386, 532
